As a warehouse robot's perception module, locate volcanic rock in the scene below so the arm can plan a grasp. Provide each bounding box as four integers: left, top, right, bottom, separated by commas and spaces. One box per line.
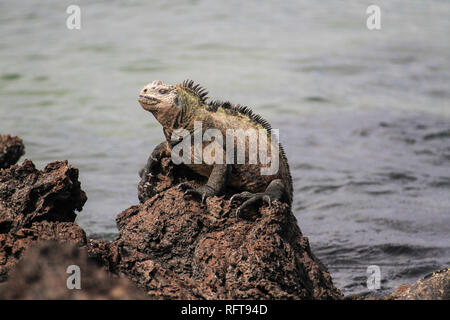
0, 159, 87, 281
0, 135, 24, 169
0, 241, 146, 299
110, 156, 344, 299
386, 268, 450, 300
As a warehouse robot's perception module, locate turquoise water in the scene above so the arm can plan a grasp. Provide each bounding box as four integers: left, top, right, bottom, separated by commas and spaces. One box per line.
1, 0, 449, 296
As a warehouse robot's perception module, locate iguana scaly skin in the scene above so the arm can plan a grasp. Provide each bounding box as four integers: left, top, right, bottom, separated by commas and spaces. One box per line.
138, 80, 293, 217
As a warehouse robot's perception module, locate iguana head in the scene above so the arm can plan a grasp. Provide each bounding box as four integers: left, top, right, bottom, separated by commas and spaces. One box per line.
139, 80, 178, 114
138, 80, 209, 129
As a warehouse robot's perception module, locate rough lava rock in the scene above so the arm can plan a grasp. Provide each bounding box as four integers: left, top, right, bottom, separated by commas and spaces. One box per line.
1, 137, 447, 300
0, 241, 147, 299
107, 156, 344, 299
0, 159, 87, 281
0, 135, 25, 169
0, 159, 87, 232
386, 268, 450, 300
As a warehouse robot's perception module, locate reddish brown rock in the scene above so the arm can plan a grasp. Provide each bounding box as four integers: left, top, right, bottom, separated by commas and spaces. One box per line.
386, 268, 450, 300
110, 156, 343, 300
0, 241, 147, 299
0, 221, 87, 282
0, 135, 25, 169
0, 159, 87, 233
0, 142, 344, 299
0, 159, 87, 281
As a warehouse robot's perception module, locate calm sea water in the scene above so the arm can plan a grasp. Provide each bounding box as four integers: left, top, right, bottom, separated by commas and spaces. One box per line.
1, 0, 449, 297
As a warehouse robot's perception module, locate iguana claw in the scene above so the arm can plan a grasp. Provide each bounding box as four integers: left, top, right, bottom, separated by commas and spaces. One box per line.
231, 192, 274, 218
178, 183, 216, 205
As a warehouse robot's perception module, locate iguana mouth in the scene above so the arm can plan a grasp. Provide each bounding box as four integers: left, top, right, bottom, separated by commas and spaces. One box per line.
138, 95, 160, 106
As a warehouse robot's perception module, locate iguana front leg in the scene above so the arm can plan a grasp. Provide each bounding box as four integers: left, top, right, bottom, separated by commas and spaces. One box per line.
179, 164, 230, 204
139, 141, 171, 179
230, 179, 287, 218
138, 141, 171, 203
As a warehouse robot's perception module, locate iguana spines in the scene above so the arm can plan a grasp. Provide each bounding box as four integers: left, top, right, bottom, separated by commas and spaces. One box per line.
138, 80, 293, 217
204, 98, 293, 203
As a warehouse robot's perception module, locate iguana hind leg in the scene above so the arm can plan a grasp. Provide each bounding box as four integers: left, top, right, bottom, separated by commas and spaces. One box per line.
230, 179, 286, 218
179, 164, 229, 204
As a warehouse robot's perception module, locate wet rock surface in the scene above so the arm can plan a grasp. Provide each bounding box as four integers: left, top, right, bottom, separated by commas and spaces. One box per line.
0, 241, 147, 299
0, 135, 24, 169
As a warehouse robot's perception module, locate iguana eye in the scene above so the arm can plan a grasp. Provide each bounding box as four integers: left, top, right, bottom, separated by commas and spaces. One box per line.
159, 89, 168, 94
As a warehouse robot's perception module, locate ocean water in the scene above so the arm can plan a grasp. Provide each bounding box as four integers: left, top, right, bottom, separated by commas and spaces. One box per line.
0, 0, 449, 297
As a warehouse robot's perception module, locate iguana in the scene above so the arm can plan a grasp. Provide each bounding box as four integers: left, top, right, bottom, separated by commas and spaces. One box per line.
138, 80, 292, 217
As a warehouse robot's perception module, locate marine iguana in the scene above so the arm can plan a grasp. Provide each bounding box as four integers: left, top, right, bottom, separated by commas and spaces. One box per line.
138, 80, 292, 217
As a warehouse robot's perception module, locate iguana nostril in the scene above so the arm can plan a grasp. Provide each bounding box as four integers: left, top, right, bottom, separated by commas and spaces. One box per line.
143, 88, 148, 93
